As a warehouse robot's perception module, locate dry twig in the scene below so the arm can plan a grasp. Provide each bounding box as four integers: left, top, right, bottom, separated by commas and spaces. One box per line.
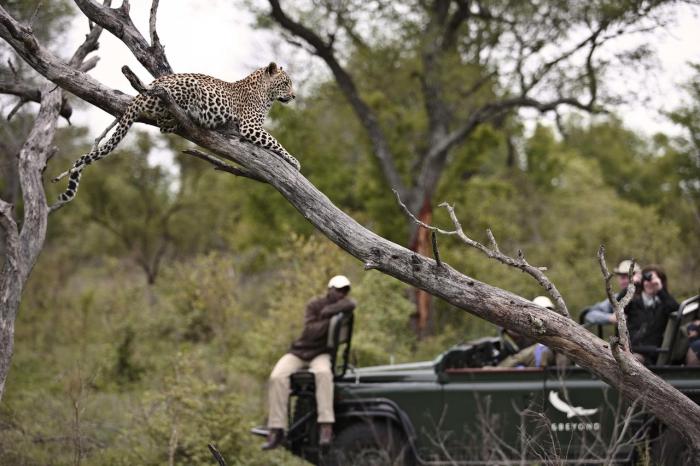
394, 190, 570, 318
597, 246, 634, 351
182, 149, 265, 183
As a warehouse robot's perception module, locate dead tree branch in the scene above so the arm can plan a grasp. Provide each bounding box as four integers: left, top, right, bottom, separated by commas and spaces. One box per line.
72, 0, 172, 77
431, 231, 442, 268
597, 246, 640, 377
0, 80, 62, 400
148, 0, 166, 62
0, 7, 131, 116
182, 149, 265, 183
121, 65, 148, 93
597, 245, 634, 351
0, 5, 106, 400
0, 80, 73, 121
394, 190, 569, 318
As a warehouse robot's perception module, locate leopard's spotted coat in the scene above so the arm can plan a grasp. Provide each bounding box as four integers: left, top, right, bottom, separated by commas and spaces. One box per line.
55, 62, 298, 203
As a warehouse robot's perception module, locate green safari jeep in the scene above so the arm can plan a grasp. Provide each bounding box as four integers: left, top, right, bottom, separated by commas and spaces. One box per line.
253, 295, 700, 465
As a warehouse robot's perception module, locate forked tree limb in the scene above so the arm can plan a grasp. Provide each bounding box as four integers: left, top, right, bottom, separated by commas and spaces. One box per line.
0, 80, 63, 400
394, 189, 569, 318
0, 5, 108, 400
121, 65, 147, 93
0, 8, 131, 116
182, 149, 265, 183
72, 0, 172, 77
597, 245, 634, 352
0, 80, 73, 121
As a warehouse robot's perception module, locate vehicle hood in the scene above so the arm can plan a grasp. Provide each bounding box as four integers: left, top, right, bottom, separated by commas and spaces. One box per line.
339, 359, 439, 384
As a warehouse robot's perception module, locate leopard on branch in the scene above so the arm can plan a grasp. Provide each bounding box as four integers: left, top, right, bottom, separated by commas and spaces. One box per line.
53, 62, 299, 203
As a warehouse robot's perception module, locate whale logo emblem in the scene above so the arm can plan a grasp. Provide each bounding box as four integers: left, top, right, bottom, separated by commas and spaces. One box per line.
548, 391, 598, 418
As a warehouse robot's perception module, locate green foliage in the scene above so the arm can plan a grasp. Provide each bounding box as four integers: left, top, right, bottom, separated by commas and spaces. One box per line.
4, 234, 427, 465
348, 271, 416, 366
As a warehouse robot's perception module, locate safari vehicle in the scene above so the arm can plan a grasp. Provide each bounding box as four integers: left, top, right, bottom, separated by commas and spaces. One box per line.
252, 295, 700, 465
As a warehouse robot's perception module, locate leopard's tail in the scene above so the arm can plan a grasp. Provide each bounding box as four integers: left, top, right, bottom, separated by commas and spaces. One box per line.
55, 99, 141, 203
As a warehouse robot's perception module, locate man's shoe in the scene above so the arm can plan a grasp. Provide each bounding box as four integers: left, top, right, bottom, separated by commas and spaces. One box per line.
261, 428, 284, 450
319, 423, 333, 446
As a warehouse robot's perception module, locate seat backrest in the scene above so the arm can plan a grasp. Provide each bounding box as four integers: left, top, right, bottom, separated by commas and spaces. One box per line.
657, 295, 699, 365
579, 307, 604, 338
327, 311, 354, 379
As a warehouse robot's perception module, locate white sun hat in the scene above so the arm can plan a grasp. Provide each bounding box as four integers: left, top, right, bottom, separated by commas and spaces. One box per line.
533, 296, 554, 310
328, 275, 351, 289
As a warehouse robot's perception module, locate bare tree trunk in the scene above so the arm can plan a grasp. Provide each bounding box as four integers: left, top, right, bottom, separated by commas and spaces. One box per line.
0, 8, 103, 402
0, 80, 60, 400
410, 197, 434, 337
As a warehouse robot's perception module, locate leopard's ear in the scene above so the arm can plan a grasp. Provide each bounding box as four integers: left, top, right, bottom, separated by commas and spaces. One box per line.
266, 62, 278, 75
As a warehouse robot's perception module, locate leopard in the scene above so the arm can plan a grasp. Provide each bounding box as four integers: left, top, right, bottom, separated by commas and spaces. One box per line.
53, 62, 299, 203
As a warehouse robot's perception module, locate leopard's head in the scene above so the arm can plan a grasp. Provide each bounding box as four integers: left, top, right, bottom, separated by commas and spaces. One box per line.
264, 62, 295, 104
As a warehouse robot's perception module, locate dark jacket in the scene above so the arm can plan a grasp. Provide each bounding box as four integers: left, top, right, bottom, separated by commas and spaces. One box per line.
290, 293, 356, 361
625, 288, 679, 353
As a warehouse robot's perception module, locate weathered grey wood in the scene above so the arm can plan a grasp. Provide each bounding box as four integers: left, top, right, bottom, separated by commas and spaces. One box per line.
73, 0, 172, 77
0, 80, 61, 400
0, 5, 106, 401
0, 8, 130, 116
1, 3, 699, 456
0, 80, 73, 121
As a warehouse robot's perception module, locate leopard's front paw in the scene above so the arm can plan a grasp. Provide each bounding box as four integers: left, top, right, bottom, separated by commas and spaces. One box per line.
285, 155, 301, 171
157, 117, 179, 134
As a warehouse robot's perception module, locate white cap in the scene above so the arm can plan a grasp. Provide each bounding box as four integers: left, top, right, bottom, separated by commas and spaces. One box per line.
328, 275, 351, 289
614, 259, 640, 275
533, 296, 554, 310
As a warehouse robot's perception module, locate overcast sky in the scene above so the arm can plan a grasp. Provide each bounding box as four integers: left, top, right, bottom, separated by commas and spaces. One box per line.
62, 1, 700, 166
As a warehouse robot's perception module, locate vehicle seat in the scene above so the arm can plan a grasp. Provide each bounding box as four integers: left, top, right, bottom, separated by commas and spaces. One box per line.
579, 307, 604, 338
290, 311, 355, 396
656, 296, 699, 365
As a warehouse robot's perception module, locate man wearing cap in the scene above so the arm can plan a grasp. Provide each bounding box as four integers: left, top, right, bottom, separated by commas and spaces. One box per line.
584, 259, 641, 326
262, 275, 356, 451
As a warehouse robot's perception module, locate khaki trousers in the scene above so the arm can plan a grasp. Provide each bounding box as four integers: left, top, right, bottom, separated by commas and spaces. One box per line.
267, 352, 334, 429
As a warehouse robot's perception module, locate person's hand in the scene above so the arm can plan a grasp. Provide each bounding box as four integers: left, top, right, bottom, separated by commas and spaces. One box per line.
608, 313, 618, 324
643, 271, 663, 295
632, 271, 642, 285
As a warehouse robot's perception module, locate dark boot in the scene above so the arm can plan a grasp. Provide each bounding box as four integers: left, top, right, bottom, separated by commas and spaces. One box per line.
261, 428, 284, 450
319, 423, 333, 446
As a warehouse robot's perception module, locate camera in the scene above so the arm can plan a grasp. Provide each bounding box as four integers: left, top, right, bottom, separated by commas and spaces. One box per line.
642, 271, 654, 282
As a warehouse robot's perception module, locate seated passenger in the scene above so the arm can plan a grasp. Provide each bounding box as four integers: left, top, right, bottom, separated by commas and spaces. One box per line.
625, 265, 679, 365
498, 296, 558, 368
686, 322, 700, 366
584, 259, 640, 327
500, 327, 534, 357
498, 342, 556, 368
262, 275, 356, 451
